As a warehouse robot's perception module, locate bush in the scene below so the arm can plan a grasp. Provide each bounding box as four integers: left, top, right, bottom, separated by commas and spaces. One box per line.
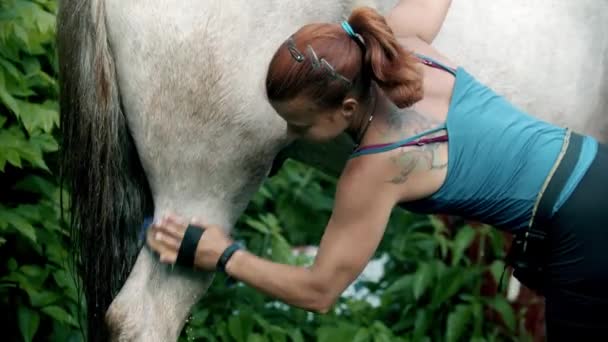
0, 0, 82, 341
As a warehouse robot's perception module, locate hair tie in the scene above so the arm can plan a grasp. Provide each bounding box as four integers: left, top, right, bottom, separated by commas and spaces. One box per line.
341, 21, 366, 51
341, 21, 357, 38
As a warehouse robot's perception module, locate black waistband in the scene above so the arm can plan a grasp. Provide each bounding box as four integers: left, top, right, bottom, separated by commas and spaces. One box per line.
533, 132, 583, 228
503, 132, 584, 293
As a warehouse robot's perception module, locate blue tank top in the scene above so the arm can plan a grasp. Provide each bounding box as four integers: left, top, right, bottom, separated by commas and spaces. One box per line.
351, 55, 598, 231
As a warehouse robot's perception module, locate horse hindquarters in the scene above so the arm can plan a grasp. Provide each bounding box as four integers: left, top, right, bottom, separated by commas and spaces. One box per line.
100, 0, 372, 340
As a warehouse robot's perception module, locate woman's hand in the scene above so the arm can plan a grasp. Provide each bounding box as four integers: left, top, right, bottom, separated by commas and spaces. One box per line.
146, 213, 232, 271
386, 0, 452, 43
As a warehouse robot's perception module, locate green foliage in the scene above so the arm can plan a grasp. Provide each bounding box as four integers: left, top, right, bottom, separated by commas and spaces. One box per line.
1, 1, 532, 341
180, 160, 531, 341
0, 1, 82, 341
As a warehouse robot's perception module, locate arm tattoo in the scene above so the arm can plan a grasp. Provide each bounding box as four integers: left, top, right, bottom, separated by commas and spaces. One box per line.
384, 106, 448, 184
388, 144, 447, 184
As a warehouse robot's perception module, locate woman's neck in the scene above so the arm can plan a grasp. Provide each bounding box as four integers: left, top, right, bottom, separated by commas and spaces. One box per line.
347, 86, 379, 147
347, 86, 395, 147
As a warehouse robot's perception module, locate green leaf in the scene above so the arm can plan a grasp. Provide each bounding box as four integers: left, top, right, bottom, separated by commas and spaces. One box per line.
227, 314, 254, 342
413, 262, 433, 300
14, 23, 31, 50
435, 234, 449, 258
489, 260, 506, 285
32, 5, 56, 34
0, 125, 48, 171
352, 328, 371, 342
41, 305, 78, 327
446, 304, 472, 342
22, 56, 42, 77
28, 290, 61, 307
384, 274, 414, 296
244, 217, 270, 234
20, 264, 46, 279
267, 326, 288, 342
7, 258, 18, 271
271, 233, 293, 263
288, 329, 305, 342
487, 228, 506, 257
371, 321, 395, 342
431, 268, 468, 308
18, 306, 40, 342
317, 323, 359, 342
451, 226, 476, 266
14, 204, 42, 222
13, 175, 57, 198
0, 56, 23, 81
30, 132, 58, 152
0, 71, 21, 115
486, 297, 516, 332
0, 206, 37, 243
15, 100, 58, 134
413, 309, 431, 341
471, 300, 484, 338
188, 309, 210, 326
259, 213, 282, 233
246, 334, 265, 342
5, 148, 22, 167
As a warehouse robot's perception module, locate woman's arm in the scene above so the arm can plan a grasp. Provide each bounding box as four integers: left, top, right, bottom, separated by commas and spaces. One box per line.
148, 166, 399, 313
385, 0, 453, 44
225, 173, 397, 312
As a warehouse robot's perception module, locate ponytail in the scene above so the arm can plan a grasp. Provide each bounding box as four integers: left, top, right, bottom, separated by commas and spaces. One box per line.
348, 7, 423, 108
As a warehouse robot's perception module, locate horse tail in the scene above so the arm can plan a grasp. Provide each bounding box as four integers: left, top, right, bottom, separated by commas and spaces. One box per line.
57, 1, 153, 341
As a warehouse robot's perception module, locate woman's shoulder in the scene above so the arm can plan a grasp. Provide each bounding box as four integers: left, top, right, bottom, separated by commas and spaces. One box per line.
337, 154, 403, 205
397, 36, 459, 70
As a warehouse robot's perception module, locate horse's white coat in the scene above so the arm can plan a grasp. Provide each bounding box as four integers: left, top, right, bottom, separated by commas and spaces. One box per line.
102, 0, 607, 340
434, 0, 607, 138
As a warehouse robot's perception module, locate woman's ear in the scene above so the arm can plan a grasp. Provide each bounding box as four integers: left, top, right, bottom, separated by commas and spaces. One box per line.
341, 98, 359, 119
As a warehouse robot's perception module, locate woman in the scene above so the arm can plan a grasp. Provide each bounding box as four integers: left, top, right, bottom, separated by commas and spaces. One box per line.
147, 1, 608, 339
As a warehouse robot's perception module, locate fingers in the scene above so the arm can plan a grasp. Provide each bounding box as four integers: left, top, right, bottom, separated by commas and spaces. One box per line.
191, 217, 204, 226
164, 212, 186, 226
145, 212, 216, 268
154, 227, 181, 249
161, 214, 188, 239
146, 224, 180, 265
146, 225, 162, 250
146, 227, 173, 251
159, 251, 177, 264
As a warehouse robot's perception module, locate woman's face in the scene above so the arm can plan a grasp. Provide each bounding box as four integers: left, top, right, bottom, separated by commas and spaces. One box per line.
272, 95, 352, 142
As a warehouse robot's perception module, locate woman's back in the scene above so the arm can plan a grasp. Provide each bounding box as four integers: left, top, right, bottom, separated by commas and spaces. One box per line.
352, 37, 598, 231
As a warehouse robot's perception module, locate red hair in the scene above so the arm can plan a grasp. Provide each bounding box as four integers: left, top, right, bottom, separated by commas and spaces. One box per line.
266, 6, 423, 109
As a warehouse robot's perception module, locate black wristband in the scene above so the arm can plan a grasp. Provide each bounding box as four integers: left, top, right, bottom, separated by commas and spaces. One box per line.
216, 242, 242, 274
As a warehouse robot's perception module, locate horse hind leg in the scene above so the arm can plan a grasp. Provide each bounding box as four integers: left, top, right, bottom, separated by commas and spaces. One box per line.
106, 247, 214, 342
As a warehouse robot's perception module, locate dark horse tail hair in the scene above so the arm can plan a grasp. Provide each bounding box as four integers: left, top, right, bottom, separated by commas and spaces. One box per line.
57, 1, 153, 341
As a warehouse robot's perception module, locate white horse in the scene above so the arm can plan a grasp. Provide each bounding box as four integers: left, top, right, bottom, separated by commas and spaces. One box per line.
56, 0, 607, 340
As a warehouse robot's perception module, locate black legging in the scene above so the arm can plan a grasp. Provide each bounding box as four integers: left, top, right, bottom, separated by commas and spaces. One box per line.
541, 141, 608, 340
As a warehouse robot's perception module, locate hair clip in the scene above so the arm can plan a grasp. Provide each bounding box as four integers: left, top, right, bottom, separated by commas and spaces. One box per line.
320, 59, 352, 85
286, 36, 305, 63
284, 35, 352, 86
306, 45, 321, 69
